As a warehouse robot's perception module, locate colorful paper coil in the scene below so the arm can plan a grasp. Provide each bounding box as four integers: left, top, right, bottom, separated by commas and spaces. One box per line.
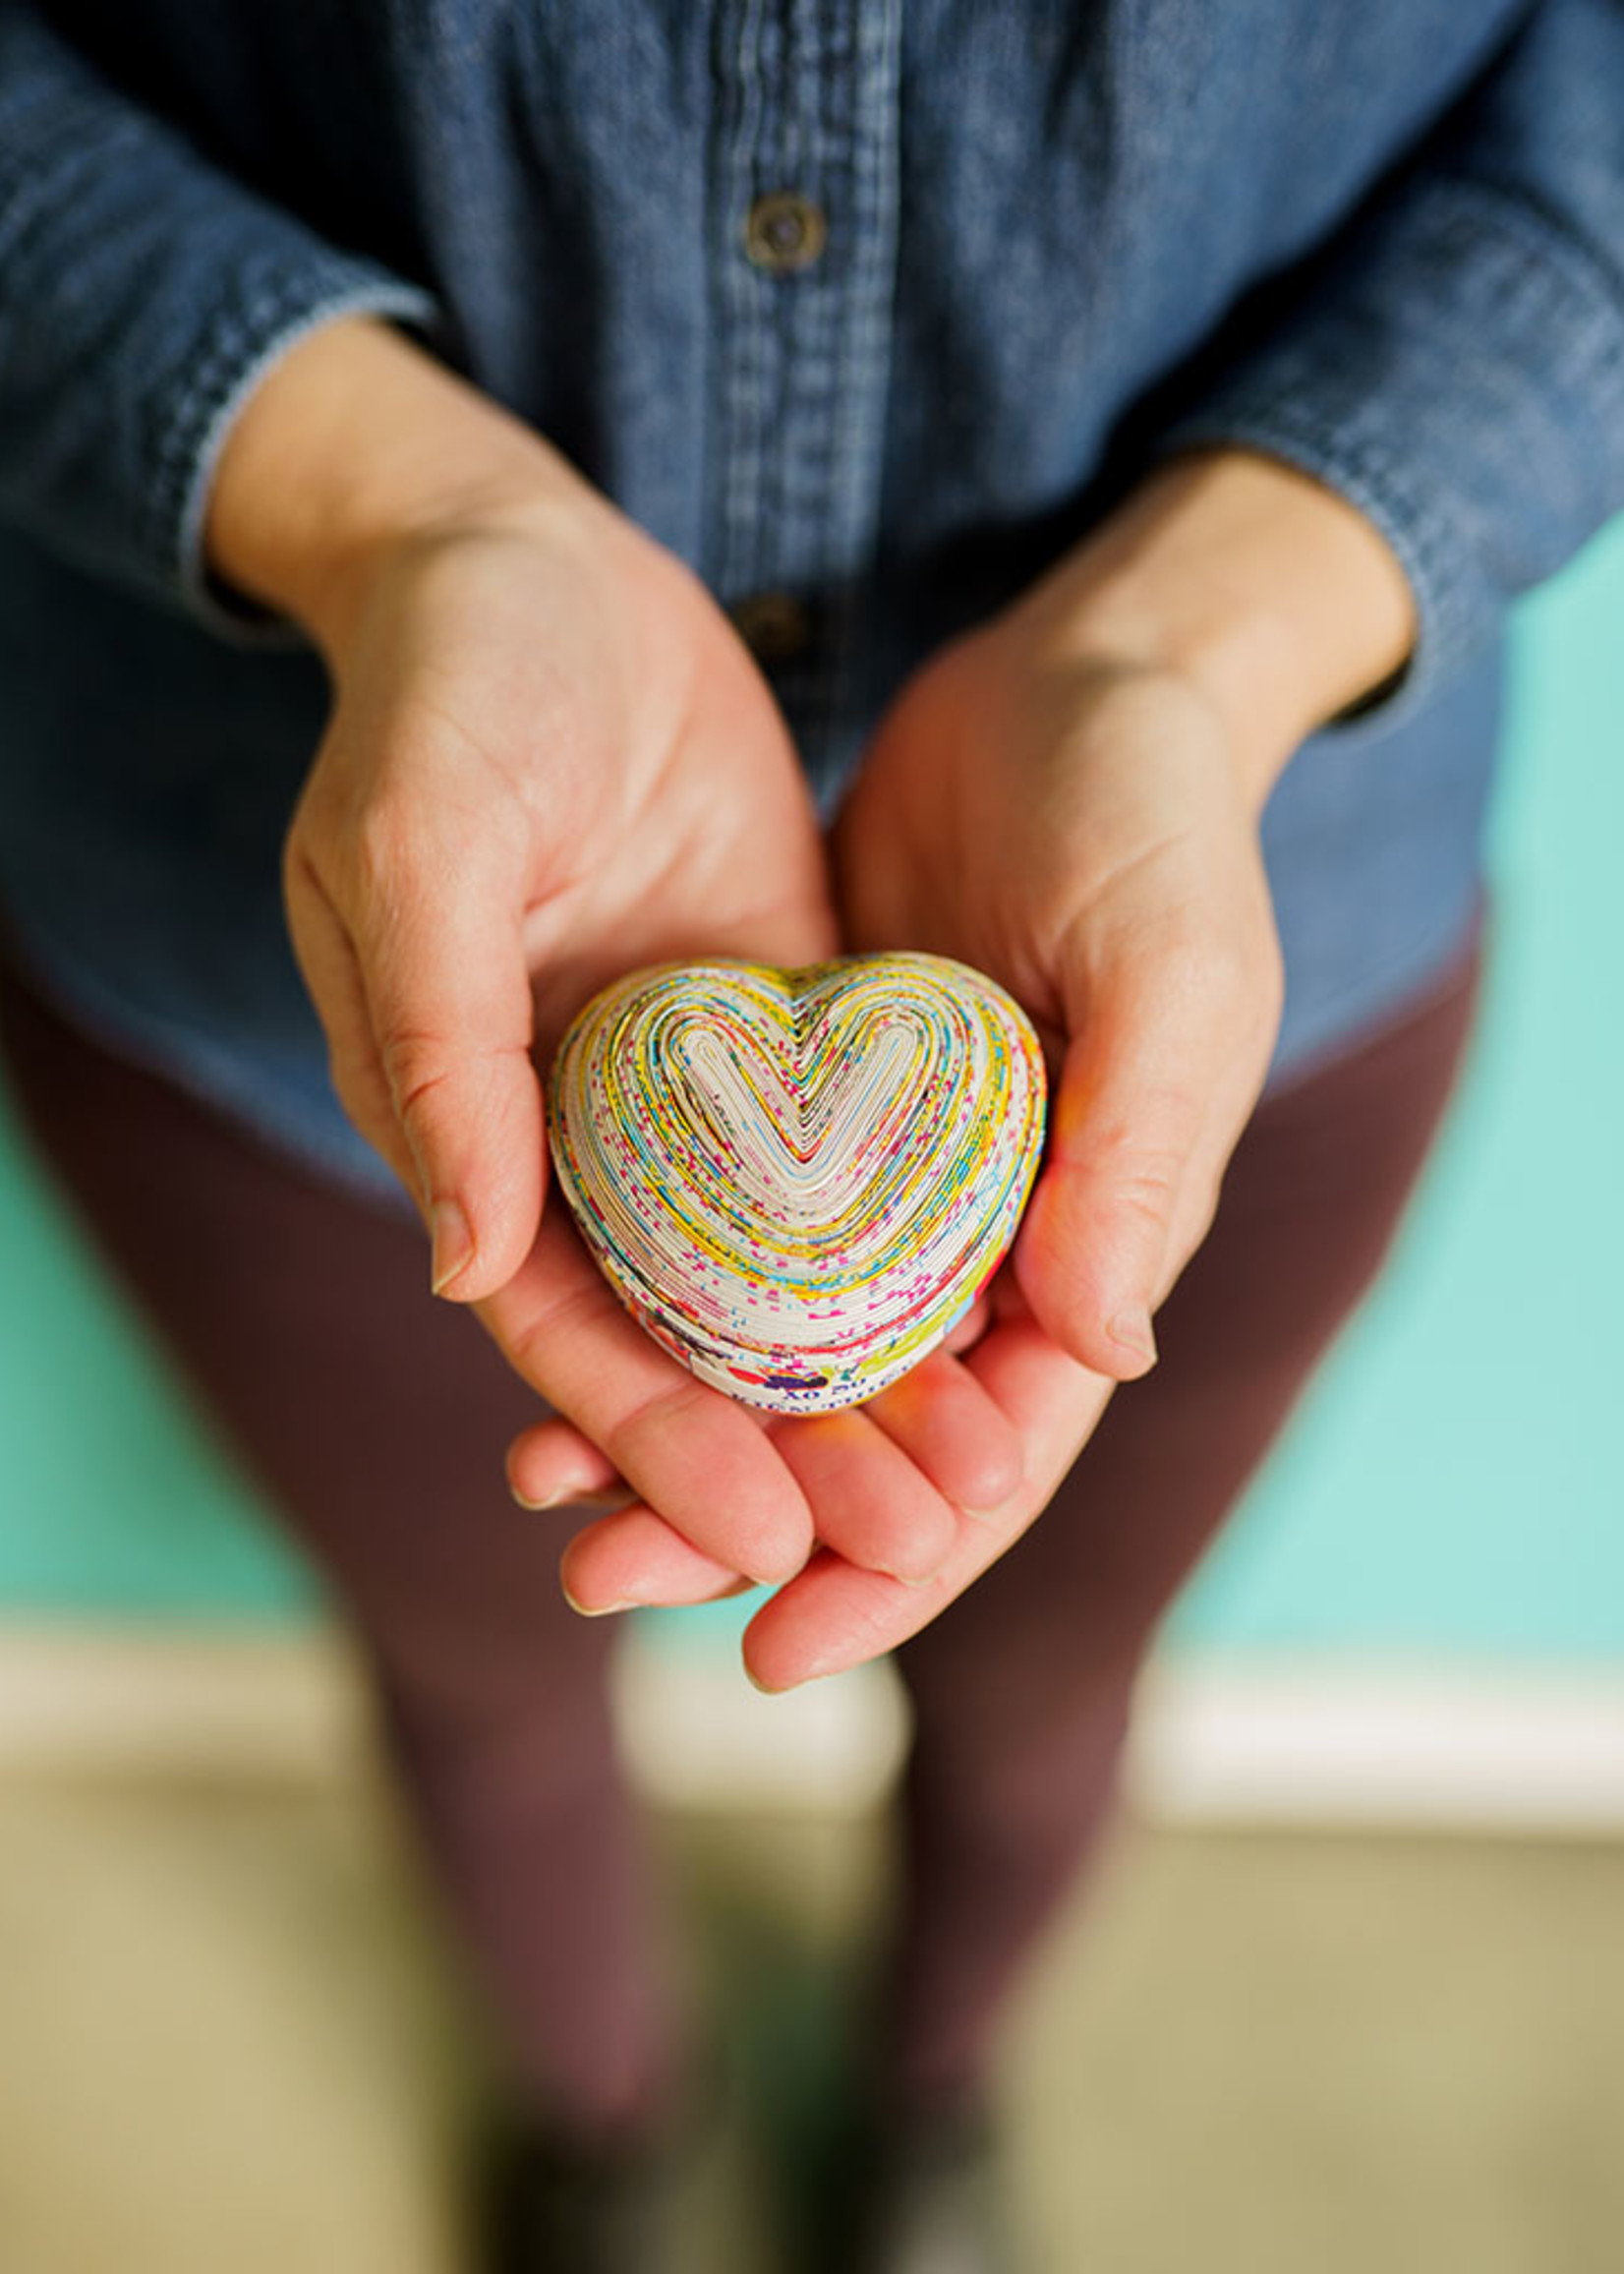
548, 952, 1049, 1415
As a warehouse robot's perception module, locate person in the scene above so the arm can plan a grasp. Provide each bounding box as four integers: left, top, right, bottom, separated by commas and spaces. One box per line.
0, 4, 1619, 2268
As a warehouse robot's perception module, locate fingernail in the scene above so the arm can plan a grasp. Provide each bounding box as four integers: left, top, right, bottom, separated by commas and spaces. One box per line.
785, 1653, 842, 1686
511, 1480, 613, 1512
746, 1558, 809, 1589
1108, 1309, 1158, 1368
561, 1583, 635, 1618
746, 1641, 849, 1692
430, 1199, 474, 1295
882, 1562, 946, 1589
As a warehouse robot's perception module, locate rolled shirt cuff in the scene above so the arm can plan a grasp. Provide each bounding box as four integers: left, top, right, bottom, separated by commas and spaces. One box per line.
1150, 179, 1624, 734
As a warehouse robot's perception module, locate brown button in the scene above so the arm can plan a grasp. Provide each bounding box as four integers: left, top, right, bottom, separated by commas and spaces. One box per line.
744, 190, 828, 274
728, 589, 813, 666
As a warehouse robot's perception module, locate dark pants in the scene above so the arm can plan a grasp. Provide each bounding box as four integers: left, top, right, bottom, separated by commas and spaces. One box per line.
0, 923, 1484, 2127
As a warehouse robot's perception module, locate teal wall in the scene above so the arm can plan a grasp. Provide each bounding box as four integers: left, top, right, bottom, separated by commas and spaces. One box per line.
2, 524, 1621, 1658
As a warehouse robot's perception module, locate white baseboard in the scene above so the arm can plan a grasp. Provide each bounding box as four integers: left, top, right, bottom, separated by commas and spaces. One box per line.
2, 1619, 1622, 1835
1126, 1660, 1624, 1834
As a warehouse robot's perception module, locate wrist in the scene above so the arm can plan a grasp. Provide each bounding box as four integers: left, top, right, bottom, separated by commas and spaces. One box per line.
1011, 448, 1418, 815
205, 315, 605, 661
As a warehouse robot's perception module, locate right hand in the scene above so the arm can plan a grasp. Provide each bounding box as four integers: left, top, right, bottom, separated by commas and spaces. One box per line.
209, 318, 1020, 1591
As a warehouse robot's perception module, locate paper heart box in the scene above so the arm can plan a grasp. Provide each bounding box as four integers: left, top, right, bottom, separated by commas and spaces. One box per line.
548, 952, 1047, 1415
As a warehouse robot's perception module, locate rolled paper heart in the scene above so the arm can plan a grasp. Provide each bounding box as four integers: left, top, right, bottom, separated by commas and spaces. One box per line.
547, 952, 1048, 1415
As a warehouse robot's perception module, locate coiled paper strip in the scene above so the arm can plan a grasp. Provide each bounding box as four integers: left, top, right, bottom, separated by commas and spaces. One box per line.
549, 953, 1047, 1414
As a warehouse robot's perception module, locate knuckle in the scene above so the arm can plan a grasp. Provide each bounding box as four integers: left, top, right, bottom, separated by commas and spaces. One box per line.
604, 1378, 713, 1472
377, 1025, 458, 1119
354, 798, 423, 901
378, 1028, 537, 1158
1135, 892, 1272, 1004
1112, 1161, 1185, 1242
1165, 924, 1248, 1013
281, 832, 334, 929
505, 1278, 608, 1385
1089, 1101, 1201, 1197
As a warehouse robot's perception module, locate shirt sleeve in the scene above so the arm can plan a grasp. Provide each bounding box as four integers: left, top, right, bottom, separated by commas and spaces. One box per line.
0, 4, 439, 634
1152, 0, 1624, 729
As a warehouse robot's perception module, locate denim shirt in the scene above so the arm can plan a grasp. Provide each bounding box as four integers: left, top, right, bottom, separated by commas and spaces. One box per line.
1, 2, 1622, 1207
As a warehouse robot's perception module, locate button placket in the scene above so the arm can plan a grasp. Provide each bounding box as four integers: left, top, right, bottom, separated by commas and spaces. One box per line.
708, 1, 903, 781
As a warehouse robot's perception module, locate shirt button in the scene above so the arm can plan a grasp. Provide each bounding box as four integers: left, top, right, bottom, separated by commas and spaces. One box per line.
728, 590, 813, 666
744, 190, 828, 274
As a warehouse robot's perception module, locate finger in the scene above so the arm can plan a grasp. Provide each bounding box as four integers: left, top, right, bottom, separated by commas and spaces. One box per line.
943, 1297, 992, 1357
1015, 939, 1254, 1380
518, 1366, 999, 1592
496, 1262, 973, 1590
860, 1346, 1023, 1514
283, 842, 418, 1195
560, 1504, 752, 1612
505, 1343, 1005, 1591
766, 1408, 960, 1583
1154, 1118, 1236, 1306
477, 1206, 815, 1584
506, 1419, 625, 1509
513, 1380, 970, 1590
349, 811, 544, 1304
741, 1317, 1110, 1691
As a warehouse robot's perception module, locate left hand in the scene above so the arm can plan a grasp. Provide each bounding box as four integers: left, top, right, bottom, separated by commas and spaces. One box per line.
518, 451, 1417, 1684
841, 635, 1286, 1381
736, 599, 1290, 1681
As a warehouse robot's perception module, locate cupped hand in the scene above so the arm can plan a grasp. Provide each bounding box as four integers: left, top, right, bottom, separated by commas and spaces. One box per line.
284, 490, 835, 1293
537, 638, 1281, 1677
284, 491, 838, 1584
212, 318, 1022, 1593
839, 639, 1286, 1379
535, 452, 1416, 1686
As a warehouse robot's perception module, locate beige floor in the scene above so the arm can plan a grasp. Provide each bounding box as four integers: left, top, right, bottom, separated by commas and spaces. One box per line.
1, 1762, 1621, 2274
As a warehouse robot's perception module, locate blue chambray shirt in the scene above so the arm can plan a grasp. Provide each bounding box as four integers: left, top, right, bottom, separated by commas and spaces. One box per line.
1, 1, 1622, 1208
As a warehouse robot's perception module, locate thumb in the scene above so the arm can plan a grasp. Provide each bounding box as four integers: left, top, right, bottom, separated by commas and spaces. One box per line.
358, 830, 545, 1303
1015, 951, 1219, 1378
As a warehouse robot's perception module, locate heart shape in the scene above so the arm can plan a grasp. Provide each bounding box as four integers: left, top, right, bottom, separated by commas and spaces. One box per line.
547, 953, 1048, 1414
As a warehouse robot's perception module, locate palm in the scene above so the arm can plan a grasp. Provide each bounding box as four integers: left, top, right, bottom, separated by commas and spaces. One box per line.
513, 634, 1169, 1679
519, 607, 836, 1047
314, 517, 835, 1056
719, 638, 1280, 1686
839, 631, 1281, 1347
462, 550, 1046, 1631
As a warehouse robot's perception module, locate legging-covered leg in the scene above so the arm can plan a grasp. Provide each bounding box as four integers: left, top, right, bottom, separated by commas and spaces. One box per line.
881, 935, 1484, 2113
0, 949, 678, 2135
